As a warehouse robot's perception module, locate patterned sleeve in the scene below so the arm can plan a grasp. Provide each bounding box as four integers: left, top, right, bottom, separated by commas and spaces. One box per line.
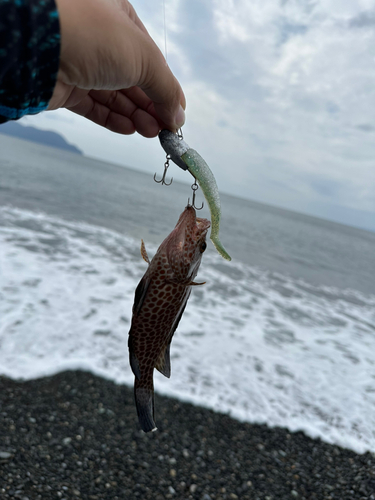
0, 0, 60, 123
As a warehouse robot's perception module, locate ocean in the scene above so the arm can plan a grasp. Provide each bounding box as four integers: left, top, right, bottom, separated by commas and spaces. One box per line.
1, 134, 374, 454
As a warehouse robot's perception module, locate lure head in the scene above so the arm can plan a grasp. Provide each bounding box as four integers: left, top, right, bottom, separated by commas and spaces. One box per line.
158, 129, 190, 171
161, 206, 210, 282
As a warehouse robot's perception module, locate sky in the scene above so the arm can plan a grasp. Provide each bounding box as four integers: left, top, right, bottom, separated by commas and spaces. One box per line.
21, 0, 375, 232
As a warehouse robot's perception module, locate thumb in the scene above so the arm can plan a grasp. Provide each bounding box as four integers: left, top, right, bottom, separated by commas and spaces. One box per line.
137, 42, 186, 131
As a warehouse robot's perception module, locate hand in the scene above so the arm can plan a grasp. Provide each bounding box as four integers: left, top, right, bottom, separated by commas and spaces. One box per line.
49, 0, 185, 137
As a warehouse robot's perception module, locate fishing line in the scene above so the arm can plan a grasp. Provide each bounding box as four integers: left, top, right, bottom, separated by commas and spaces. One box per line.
162, 0, 168, 62
158, 0, 202, 213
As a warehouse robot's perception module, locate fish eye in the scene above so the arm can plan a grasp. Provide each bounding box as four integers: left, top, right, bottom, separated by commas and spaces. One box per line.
200, 241, 207, 253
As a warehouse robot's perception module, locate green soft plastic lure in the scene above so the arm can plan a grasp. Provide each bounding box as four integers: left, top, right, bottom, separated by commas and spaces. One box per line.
159, 129, 231, 261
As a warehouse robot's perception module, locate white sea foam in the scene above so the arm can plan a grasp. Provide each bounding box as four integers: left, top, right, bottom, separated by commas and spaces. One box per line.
1, 206, 374, 453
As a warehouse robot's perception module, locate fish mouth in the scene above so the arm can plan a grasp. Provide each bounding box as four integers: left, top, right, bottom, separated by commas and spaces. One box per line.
196, 216, 211, 235
175, 205, 197, 228
172, 206, 210, 245
181, 206, 210, 237
165, 206, 210, 273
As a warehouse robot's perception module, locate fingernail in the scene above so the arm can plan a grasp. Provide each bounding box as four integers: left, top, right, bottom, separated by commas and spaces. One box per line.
175, 105, 185, 128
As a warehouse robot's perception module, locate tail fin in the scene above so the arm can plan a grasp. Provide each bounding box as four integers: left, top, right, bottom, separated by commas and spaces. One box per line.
134, 379, 157, 433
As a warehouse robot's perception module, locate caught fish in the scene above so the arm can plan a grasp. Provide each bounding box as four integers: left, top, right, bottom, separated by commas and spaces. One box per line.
128, 206, 210, 432
159, 129, 231, 261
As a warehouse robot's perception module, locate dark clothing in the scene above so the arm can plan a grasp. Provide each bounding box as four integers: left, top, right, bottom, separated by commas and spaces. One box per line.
0, 0, 60, 123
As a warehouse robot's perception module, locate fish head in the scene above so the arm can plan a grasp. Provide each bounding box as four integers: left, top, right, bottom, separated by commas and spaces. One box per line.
165, 206, 210, 281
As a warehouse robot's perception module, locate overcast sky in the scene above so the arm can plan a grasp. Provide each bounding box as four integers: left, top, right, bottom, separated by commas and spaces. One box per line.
21, 0, 375, 232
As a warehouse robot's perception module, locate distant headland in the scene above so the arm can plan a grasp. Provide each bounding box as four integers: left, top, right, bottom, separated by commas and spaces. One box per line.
0, 121, 83, 155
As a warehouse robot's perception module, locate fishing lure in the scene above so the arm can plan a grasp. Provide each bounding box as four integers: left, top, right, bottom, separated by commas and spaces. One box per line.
159, 129, 231, 261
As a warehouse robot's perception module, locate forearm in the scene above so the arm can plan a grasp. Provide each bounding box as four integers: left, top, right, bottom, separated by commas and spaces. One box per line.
0, 0, 60, 123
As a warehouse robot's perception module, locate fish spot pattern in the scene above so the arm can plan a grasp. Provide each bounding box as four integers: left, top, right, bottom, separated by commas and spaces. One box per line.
128, 207, 210, 431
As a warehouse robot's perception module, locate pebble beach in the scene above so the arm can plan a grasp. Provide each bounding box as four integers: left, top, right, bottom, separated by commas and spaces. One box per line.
0, 370, 374, 500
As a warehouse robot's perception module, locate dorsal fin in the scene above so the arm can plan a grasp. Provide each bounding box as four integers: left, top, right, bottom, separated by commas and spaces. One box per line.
155, 343, 171, 378
140, 239, 150, 264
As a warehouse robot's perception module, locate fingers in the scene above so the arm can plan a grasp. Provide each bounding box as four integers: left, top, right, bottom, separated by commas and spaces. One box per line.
66, 89, 161, 137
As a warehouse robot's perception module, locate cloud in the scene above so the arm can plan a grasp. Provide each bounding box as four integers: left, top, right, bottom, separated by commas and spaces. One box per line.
277, 20, 309, 45
305, 176, 342, 198
348, 10, 375, 29
18, 0, 375, 231
356, 123, 375, 133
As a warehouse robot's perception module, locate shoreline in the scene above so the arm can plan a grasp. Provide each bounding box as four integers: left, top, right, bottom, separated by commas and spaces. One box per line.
0, 370, 374, 500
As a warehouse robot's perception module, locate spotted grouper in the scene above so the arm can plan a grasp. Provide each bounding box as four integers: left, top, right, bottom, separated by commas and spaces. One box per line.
128, 206, 210, 432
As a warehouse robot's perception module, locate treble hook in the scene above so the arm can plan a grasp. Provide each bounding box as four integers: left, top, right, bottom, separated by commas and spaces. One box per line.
154, 154, 173, 185
188, 178, 204, 210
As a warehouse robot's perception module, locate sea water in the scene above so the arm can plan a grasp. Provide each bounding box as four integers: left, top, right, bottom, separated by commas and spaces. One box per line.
1, 135, 374, 453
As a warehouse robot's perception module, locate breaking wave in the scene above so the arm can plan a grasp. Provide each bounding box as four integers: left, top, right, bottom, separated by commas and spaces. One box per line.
1, 206, 374, 453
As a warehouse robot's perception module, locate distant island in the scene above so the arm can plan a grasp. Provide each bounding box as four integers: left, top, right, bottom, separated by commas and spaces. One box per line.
0, 121, 83, 155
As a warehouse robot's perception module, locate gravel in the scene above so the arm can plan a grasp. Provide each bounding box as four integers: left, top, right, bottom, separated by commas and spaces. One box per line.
0, 370, 374, 499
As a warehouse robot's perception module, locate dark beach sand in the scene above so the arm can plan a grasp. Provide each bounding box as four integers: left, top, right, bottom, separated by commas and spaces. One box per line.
0, 370, 374, 500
